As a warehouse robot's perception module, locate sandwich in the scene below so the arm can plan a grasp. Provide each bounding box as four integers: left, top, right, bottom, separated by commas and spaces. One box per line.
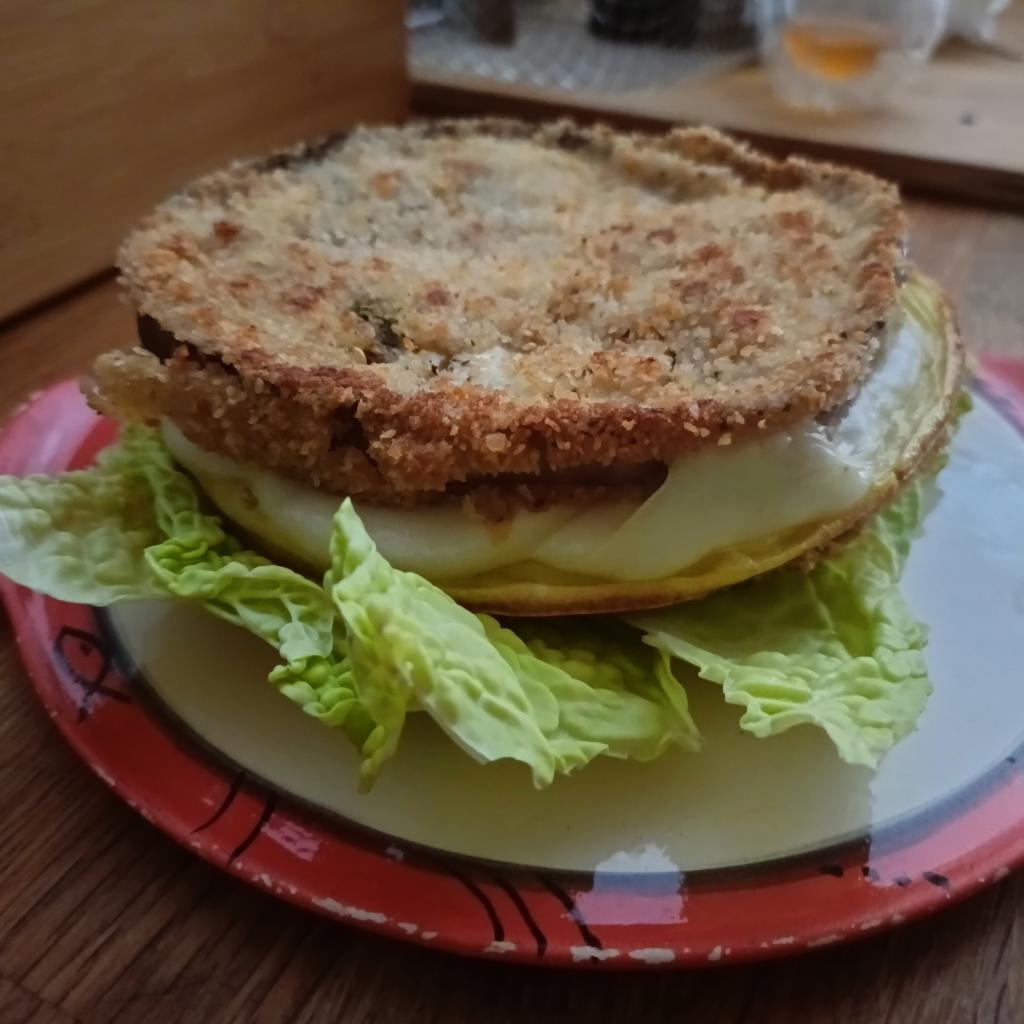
0, 120, 966, 788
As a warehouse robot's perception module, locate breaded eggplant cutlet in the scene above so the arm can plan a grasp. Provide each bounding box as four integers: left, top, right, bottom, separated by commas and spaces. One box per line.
89, 119, 964, 615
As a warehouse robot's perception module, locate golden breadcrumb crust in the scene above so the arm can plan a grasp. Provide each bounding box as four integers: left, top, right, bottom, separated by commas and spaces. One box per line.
95, 119, 907, 502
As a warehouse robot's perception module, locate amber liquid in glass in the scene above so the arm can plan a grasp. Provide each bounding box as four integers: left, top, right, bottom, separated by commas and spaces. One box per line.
781, 17, 896, 82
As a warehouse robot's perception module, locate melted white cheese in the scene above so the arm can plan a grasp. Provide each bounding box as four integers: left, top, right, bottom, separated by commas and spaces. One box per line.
164, 309, 930, 584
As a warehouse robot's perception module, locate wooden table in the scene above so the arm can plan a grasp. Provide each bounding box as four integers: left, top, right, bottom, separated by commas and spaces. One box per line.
1, 198, 1023, 1023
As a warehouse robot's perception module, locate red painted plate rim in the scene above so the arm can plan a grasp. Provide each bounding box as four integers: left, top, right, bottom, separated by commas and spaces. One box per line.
2, 370, 1024, 968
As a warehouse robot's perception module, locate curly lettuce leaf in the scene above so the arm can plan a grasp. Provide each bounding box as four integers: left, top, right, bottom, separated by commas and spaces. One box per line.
326, 500, 700, 787
631, 482, 933, 768
0, 423, 940, 784
483, 618, 700, 762
328, 500, 560, 788
0, 426, 372, 744
0, 432, 169, 603
0, 428, 702, 787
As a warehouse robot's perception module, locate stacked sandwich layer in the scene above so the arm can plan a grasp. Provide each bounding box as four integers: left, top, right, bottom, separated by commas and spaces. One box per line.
91, 120, 961, 613
0, 121, 968, 787
160, 275, 959, 612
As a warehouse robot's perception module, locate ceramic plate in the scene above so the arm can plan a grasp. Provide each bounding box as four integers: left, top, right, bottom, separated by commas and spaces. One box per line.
3, 365, 1024, 968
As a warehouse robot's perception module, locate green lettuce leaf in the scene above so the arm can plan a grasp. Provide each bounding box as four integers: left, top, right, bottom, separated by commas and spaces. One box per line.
0, 427, 701, 787
630, 482, 933, 768
0, 431, 167, 603
325, 500, 698, 788
482, 618, 699, 762
0, 427, 374, 750
0, 423, 940, 785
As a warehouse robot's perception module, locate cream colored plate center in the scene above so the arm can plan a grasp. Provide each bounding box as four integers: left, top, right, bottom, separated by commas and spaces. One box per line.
108, 395, 1024, 874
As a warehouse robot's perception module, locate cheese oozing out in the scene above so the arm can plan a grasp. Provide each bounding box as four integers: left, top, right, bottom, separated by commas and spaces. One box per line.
163, 297, 939, 585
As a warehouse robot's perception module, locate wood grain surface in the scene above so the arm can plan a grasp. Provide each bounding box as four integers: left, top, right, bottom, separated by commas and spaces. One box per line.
0, 0, 407, 320
1, 198, 1023, 1024
413, 2, 1024, 207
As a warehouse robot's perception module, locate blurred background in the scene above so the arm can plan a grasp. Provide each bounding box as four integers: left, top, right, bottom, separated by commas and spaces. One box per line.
411, 0, 959, 105
411, 0, 1022, 202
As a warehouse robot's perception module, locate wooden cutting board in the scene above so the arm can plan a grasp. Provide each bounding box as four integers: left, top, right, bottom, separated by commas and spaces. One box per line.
413, 2, 1024, 207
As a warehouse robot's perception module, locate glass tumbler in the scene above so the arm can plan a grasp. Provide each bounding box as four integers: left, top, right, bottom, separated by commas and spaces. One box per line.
756, 0, 949, 113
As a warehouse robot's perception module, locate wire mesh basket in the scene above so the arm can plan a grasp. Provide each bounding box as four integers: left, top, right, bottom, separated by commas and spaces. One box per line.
408, 0, 757, 94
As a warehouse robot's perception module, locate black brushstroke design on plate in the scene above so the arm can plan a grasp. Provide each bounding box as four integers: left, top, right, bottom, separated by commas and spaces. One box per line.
442, 868, 505, 944
53, 625, 132, 721
490, 872, 548, 958
186, 764, 276, 865
192, 769, 248, 834
416, 850, 505, 943
227, 793, 277, 866
536, 873, 603, 950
